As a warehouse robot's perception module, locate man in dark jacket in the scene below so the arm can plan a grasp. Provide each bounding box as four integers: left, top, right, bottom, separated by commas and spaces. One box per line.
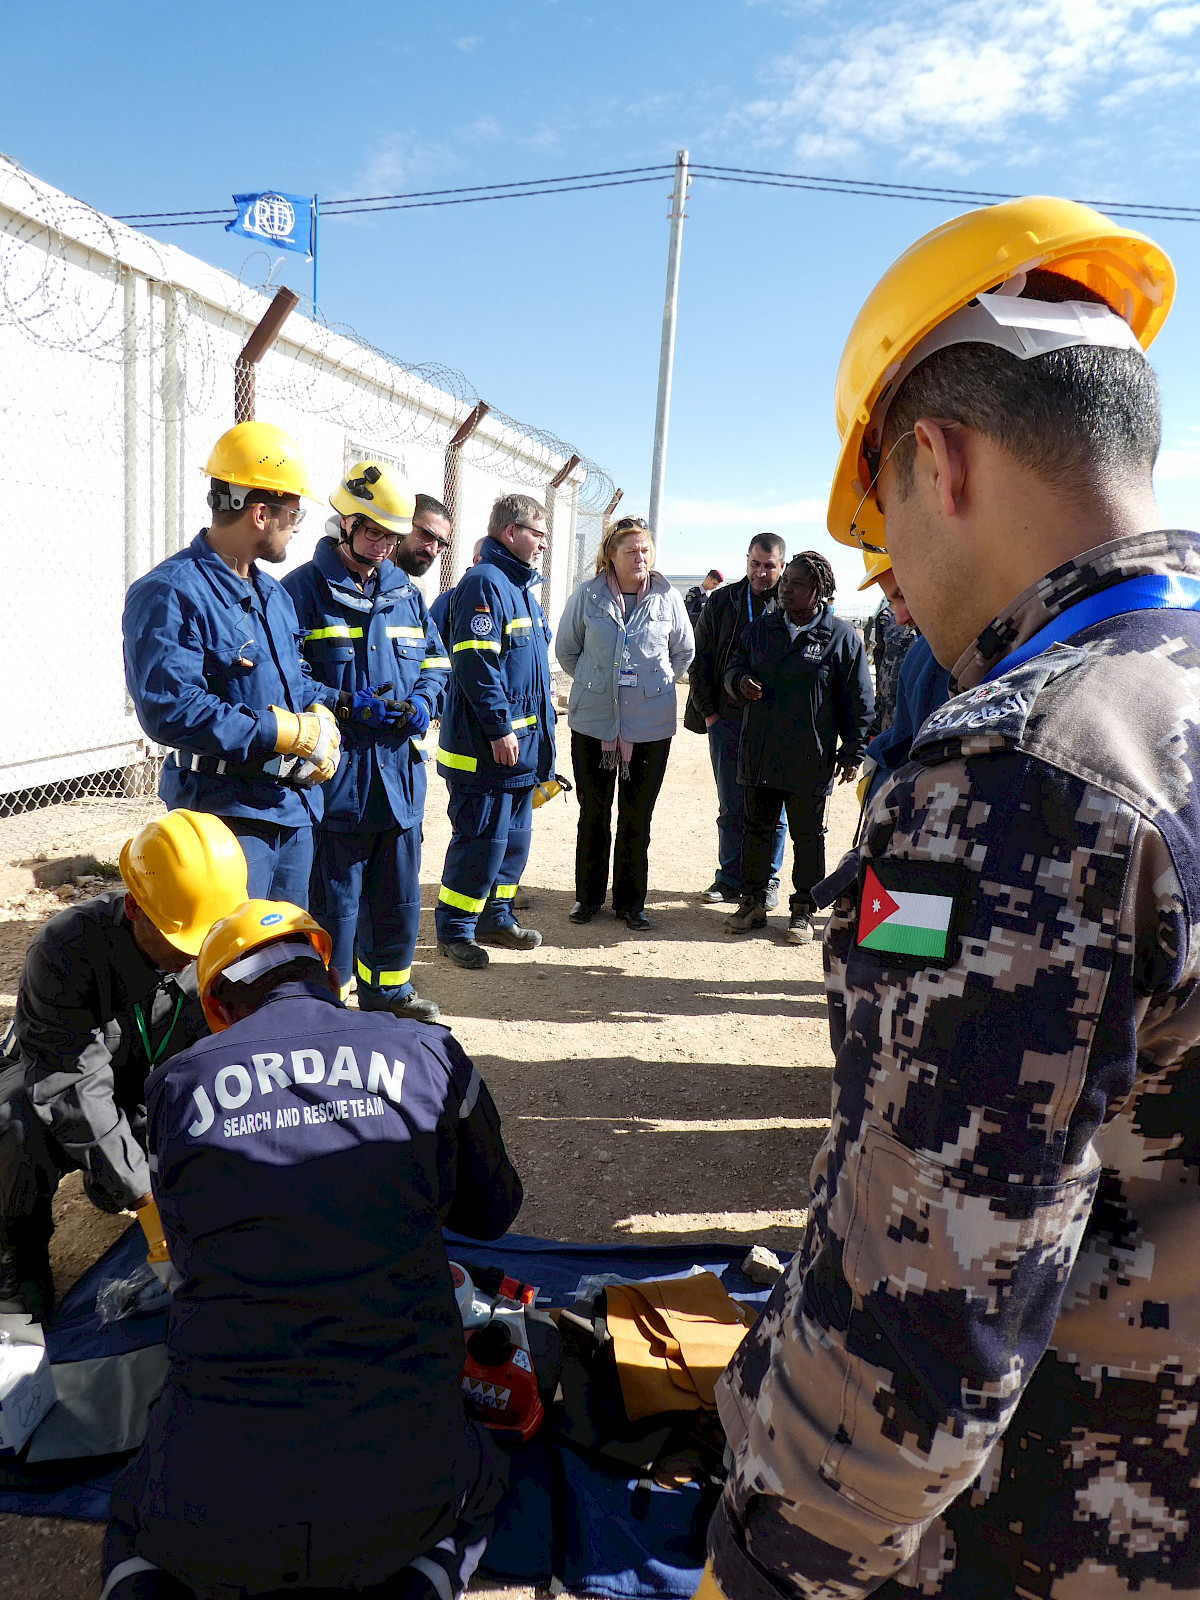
284, 463, 450, 1024
434, 494, 555, 969
685, 568, 724, 624
101, 898, 522, 1600
723, 553, 873, 944
684, 534, 788, 906
0, 812, 246, 1320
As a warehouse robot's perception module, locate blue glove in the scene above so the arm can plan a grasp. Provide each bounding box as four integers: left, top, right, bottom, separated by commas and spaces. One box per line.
339, 683, 405, 729
399, 696, 431, 738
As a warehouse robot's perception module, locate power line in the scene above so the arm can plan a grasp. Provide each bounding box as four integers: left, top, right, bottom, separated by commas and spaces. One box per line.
114, 162, 1200, 229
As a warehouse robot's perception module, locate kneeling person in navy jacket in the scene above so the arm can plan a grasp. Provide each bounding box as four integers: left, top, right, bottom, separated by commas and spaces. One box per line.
100, 900, 523, 1600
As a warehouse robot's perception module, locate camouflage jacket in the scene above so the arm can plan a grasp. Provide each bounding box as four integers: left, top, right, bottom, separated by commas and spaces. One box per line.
711, 529, 1200, 1600
870, 606, 918, 739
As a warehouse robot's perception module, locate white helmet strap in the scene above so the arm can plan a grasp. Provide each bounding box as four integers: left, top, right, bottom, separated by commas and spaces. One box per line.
221, 938, 322, 986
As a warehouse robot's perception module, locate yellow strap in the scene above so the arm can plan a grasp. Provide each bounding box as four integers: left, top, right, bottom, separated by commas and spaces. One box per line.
304, 624, 363, 641
387, 626, 424, 639
439, 885, 488, 914
510, 715, 537, 730
453, 639, 501, 654
505, 617, 533, 634
421, 655, 450, 669
356, 956, 412, 987
436, 746, 478, 772
492, 884, 518, 900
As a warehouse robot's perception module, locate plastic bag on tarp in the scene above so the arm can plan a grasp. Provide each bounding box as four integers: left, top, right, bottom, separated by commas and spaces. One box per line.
95, 1261, 170, 1325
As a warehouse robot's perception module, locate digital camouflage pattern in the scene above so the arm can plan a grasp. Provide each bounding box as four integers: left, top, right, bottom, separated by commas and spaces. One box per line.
868, 606, 917, 740
711, 529, 1200, 1600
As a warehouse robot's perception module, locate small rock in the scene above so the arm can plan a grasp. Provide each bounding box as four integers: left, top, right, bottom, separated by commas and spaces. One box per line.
536, 971, 549, 980
742, 1244, 784, 1286
596, 1150, 612, 1163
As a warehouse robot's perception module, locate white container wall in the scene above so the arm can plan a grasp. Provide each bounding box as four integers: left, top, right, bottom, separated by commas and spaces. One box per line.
0, 158, 613, 808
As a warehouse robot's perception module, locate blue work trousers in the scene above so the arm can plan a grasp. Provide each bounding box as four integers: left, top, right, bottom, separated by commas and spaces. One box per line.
435, 786, 533, 944
706, 716, 784, 893
225, 819, 314, 905
310, 824, 422, 1006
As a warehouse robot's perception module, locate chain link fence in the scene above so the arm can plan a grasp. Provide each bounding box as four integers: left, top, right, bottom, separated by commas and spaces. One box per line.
0, 157, 615, 854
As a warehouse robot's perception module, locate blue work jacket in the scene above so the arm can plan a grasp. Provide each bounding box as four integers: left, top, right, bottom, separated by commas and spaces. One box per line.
125, 981, 523, 1592
122, 531, 337, 825
436, 537, 555, 791
283, 538, 450, 831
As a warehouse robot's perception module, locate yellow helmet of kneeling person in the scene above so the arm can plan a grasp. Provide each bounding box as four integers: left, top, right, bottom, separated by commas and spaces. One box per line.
118, 811, 248, 958
858, 549, 893, 592
330, 461, 415, 537
198, 900, 332, 1032
827, 195, 1175, 551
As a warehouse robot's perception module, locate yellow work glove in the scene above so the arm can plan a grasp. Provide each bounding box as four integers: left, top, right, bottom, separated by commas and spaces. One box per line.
293, 703, 341, 787
136, 1198, 177, 1288
856, 756, 877, 809
271, 705, 323, 758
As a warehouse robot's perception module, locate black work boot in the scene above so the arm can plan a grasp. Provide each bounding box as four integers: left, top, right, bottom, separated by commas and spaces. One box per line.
0, 1221, 55, 1323
726, 897, 768, 935
476, 921, 542, 951
438, 939, 490, 970
386, 991, 441, 1023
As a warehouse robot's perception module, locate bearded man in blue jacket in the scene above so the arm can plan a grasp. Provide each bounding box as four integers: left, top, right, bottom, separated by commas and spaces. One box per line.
284, 463, 450, 1023
434, 494, 556, 970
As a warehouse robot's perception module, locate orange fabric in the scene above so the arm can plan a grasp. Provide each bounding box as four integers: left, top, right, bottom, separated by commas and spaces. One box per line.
605, 1272, 754, 1421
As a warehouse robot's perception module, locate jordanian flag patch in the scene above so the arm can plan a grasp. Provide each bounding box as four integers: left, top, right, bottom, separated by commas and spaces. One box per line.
856, 858, 967, 969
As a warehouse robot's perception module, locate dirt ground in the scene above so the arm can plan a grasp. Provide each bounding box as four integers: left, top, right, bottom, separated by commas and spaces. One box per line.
0, 691, 858, 1598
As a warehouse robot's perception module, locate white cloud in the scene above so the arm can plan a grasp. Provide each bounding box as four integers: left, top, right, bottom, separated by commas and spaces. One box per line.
1155, 425, 1200, 482
743, 0, 1200, 165
661, 494, 826, 528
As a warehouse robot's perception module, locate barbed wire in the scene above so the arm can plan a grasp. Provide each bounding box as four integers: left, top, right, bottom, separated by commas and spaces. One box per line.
0, 160, 615, 509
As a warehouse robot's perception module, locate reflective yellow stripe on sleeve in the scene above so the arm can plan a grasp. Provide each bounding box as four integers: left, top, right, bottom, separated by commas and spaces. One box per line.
304, 624, 363, 641
356, 956, 412, 988
421, 656, 450, 669
510, 715, 537, 730
439, 885, 489, 913
453, 639, 502, 654
436, 746, 478, 772
386, 626, 425, 639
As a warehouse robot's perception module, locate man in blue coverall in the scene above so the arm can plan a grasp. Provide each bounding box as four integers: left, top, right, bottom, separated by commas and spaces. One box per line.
123, 422, 341, 903
284, 462, 450, 1023
435, 493, 555, 970
99, 899, 522, 1600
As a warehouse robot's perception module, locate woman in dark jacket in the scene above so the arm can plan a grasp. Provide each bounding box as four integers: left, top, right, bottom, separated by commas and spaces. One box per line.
723, 552, 874, 944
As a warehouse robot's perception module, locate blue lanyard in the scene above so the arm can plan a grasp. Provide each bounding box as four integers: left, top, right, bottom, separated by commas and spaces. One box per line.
980, 573, 1200, 684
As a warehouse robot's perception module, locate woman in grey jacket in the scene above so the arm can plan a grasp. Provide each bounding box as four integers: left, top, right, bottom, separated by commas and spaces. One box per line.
555, 517, 694, 930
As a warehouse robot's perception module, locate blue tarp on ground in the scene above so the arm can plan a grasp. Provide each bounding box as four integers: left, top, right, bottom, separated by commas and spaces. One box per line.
0, 1225, 778, 1598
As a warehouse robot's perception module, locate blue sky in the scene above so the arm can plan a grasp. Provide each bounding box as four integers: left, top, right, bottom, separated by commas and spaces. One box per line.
5, 0, 1200, 601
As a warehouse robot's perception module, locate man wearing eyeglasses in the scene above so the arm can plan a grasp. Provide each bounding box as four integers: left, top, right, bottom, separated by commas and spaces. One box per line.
123, 422, 341, 904
283, 463, 450, 1022
435, 493, 556, 968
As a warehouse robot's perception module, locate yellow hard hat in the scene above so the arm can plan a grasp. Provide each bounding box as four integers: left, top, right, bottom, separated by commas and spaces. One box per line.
119, 811, 249, 957
858, 549, 893, 592
828, 196, 1175, 549
198, 900, 332, 1032
330, 461, 415, 537
204, 421, 312, 502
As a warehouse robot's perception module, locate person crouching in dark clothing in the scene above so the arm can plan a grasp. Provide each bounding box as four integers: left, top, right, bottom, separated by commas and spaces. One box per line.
100, 899, 522, 1600
723, 553, 873, 945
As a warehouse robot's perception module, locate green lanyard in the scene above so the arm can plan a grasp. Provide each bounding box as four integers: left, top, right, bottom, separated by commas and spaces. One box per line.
133, 992, 185, 1068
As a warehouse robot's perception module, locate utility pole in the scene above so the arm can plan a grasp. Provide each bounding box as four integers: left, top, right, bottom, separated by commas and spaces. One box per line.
648, 149, 689, 537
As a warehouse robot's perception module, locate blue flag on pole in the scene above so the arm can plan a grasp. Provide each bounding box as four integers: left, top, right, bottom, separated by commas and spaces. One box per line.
226, 192, 314, 256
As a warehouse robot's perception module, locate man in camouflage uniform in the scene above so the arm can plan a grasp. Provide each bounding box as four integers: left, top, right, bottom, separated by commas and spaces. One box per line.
706, 198, 1200, 1599
867, 602, 917, 739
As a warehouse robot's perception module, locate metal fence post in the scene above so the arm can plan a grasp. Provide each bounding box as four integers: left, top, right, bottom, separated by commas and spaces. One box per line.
441, 401, 490, 590
234, 287, 299, 423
